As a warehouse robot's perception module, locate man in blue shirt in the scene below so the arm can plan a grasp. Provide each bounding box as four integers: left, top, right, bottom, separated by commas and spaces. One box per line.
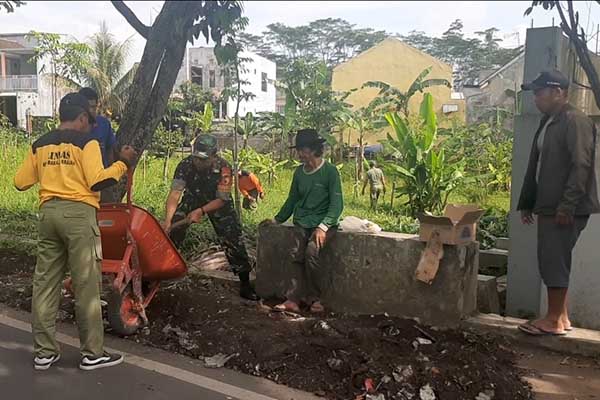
79, 87, 117, 168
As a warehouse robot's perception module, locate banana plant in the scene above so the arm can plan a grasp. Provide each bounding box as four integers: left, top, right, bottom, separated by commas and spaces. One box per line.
221, 147, 287, 185
382, 93, 464, 216
237, 112, 258, 150
183, 101, 214, 135
257, 109, 296, 160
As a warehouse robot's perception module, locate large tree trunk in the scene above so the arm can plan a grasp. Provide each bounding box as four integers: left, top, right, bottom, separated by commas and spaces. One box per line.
102, 1, 202, 202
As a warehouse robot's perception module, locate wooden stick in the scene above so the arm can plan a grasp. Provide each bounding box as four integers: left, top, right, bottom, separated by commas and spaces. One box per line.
169, 216, 191, 231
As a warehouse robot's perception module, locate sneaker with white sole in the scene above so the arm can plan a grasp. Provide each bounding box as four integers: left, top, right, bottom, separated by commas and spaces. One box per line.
79, 352, 124, 371
34, 354, 61, 370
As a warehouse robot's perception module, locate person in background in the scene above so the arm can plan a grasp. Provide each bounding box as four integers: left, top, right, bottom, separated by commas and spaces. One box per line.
163, 134, 259, 301
79, 87, 117, 171
517, 70, 600, 336
362, 160, 386, 210
267, 128, 343, 314
239, 170, 265, 210
14, 93, 137, 371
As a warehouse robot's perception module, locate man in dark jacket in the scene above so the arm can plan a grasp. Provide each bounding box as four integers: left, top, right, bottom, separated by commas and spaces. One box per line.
517, 70, 600, 336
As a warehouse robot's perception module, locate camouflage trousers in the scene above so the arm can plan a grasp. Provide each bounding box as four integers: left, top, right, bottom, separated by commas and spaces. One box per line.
169, 197, 252, 275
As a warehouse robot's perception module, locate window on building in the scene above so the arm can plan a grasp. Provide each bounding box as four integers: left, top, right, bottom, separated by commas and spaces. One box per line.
209, 70, 216, 88
442, 104, 459, 114
191, 66, 203, 87
261, 72, 268, 92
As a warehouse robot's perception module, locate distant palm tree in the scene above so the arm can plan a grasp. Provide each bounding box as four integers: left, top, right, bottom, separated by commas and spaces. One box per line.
84, 22, 138, 117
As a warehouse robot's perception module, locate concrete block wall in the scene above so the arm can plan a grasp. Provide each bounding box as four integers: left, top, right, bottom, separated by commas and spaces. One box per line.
256, 224, 479, 327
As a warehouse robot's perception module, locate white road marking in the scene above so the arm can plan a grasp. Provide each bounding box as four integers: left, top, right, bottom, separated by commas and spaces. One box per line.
0, 313, 279, 400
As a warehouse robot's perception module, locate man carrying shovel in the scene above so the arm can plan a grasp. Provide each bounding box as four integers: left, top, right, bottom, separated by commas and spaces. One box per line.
162, 134, 258, 301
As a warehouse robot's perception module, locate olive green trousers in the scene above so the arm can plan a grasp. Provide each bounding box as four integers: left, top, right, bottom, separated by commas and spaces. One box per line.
32, 199, 104, 358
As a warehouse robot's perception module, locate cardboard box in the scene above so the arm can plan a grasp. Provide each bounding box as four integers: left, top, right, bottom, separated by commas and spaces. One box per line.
417, 204, 485, 245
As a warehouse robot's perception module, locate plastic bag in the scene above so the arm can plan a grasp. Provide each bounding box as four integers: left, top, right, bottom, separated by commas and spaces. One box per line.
339, 216, 382, 234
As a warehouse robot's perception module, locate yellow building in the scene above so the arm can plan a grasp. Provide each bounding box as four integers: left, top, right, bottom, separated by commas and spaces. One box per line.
332, 37, 465, 144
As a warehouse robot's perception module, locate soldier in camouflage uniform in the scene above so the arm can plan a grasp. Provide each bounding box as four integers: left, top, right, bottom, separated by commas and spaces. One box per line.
163, 135, 258, 301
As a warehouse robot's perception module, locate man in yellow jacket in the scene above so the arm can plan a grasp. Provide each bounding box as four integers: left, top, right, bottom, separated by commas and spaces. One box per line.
14, 93, 136, 371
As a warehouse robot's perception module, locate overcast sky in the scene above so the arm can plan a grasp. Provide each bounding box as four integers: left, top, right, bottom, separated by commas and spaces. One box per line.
2, 1, 600, 69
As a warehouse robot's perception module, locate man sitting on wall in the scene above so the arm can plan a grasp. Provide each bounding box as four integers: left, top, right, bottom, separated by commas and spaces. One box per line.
264, 129, 344, 313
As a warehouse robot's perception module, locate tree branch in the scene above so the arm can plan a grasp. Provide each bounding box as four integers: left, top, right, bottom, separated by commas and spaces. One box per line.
567, 0, 578, 34
555, 1, 572, 35
111, 0, 150, 39
563, 0, 600, 108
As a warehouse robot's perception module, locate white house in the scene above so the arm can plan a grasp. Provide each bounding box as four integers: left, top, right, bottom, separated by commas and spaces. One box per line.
0, 33, 72, 130
174, 47, 277, 119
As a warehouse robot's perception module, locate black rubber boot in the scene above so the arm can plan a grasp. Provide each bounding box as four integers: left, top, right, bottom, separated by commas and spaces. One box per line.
239, 272, 259, 301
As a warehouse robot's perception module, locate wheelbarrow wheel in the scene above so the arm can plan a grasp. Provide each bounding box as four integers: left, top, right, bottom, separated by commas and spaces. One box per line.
107, 286, 142, 336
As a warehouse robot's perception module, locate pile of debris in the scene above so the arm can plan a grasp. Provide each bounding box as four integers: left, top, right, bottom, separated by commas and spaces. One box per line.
0, 249, 533, 400
132, 277, 533, 400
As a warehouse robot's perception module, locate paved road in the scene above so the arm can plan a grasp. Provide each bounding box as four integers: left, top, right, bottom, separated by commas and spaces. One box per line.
0, 306, 316, 400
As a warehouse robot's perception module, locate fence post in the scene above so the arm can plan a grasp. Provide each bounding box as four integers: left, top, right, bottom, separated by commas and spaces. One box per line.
390, 181, 396, 209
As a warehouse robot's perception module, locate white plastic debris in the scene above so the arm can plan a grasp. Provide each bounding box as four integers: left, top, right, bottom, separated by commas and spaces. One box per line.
162, 324, 186, 337
203, 353, 238, 368
381, 375, 392, 384
339, 216, 382, 233
366, 394, 385, 400
417, 337, 433, 345
318, 321, 331, 330
178, 337, 199, 351
327, 358, 343, 371
394, 365, 414, 383
397, 387, 415, 400
475, 390, 495, 400
419, 384, 436, 400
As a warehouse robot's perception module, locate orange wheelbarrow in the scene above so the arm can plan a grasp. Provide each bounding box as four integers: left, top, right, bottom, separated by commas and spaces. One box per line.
65, 170, 187, 336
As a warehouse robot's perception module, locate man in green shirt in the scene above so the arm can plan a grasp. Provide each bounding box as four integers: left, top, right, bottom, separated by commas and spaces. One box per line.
268, 129, 343, 313
362, 160, 386, 210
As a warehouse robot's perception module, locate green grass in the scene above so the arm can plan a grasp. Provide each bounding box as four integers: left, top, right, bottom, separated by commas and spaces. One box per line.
0, 144, 511, 255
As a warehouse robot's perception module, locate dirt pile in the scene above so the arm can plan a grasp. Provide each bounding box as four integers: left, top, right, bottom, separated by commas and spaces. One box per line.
0, 249, 532, 400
